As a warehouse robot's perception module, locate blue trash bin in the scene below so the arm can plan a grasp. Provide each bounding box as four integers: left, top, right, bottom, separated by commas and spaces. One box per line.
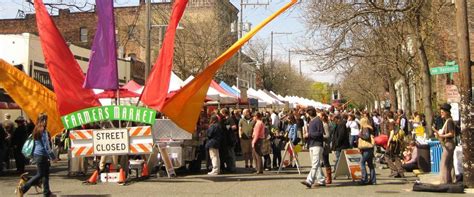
428, 141, 443, 173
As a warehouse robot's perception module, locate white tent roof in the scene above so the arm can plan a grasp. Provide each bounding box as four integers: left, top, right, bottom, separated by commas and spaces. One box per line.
257, 89, 283, 106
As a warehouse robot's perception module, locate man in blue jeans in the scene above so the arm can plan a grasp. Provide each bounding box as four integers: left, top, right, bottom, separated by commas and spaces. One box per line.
301, 107, 326, 188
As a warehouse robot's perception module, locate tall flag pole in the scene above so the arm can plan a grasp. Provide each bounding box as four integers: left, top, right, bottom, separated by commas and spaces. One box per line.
84, 0, 119, 90
34, 0, 101, 116
141, 0, 189, 111
161, 0, 298, 132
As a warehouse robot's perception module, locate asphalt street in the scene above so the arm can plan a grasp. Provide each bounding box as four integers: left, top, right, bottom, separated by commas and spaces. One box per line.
0, 151, 464, 197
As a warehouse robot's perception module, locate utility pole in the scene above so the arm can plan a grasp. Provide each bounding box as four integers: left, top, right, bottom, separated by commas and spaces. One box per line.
455, 0, 473, 187
237, 0, 269, 90
144, 0, 151, 83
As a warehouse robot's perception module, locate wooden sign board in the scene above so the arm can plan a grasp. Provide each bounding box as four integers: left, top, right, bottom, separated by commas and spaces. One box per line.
334, 149, 362, 181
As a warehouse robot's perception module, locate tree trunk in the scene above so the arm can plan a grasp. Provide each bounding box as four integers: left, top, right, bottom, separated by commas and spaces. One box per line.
414, 14, 433, 137
403, 75, 412, 116
388, 79, 398, 111
455, 0, 473, 187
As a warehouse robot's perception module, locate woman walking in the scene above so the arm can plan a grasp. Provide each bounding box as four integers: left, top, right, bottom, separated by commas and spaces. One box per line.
320, 112, 332, 184
358, 117, 376, 185
17, 113, 56, 197
433, 103, 456, 184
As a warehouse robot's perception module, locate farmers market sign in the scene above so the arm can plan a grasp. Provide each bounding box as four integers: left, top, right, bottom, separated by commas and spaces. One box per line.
61, 106, 156, 129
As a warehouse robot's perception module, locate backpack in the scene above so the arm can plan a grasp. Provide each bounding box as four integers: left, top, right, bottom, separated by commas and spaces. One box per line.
22, 134, 35, 159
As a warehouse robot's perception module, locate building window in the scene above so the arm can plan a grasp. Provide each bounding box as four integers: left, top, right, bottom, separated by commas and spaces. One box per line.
74, 55, 89, 62
80, 27, 88, 42
33, 61, 45, 68
33, 70, 54, 90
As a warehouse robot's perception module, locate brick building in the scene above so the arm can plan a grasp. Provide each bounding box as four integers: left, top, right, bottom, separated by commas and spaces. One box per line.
0, 0, 239, 84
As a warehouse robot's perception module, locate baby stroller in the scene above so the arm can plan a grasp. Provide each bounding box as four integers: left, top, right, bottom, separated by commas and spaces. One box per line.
374, 135, 389, 165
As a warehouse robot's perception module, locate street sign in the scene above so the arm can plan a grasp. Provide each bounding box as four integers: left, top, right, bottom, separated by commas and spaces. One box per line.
430, 65, 459, 75
93, 129, 129, 156
70, 126, 153, 158
430, 61, 459, 75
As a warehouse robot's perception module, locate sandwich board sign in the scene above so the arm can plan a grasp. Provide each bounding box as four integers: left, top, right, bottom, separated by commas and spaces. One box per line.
334, 149, 362, 181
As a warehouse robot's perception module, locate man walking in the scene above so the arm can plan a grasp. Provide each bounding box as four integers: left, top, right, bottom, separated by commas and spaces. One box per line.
301, 107, 326, 188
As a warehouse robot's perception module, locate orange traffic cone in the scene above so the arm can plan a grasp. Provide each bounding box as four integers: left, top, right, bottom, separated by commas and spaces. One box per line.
84, 170, 99, 184
141, 163, 149, 177
118, 168, 126, 184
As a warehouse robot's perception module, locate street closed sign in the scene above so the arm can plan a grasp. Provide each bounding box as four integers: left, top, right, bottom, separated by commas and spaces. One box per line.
93, 129, 129, 155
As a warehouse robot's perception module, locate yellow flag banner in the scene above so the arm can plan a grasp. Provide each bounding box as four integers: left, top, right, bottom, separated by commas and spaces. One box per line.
161, 0, 298, 132
0, 59, 63, 136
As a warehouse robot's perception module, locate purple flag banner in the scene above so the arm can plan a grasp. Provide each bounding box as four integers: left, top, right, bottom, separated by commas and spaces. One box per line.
84, 0, 118, 90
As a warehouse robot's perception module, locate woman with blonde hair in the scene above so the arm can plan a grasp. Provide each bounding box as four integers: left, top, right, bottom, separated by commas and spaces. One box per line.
358, 117, 376, 185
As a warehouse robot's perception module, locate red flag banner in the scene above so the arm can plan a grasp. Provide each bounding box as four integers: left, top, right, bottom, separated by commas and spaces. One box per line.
34, 0, 101, 115
142, 0, 189, 111
161, 0, 298, 132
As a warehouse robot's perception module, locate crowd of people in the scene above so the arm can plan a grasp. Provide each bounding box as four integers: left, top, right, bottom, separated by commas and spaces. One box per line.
0, 102, 462, 195
198, 103, 462, 187
0, 113, 35, 175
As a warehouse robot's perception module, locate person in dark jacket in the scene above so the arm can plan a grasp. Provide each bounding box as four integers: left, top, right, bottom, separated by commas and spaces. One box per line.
12, 116, 28, 173
332, 115, 350, 169
301, 107, 326, 188
218, 108, 237, 173
0, 124, 6, 175
206, 115, 222, 175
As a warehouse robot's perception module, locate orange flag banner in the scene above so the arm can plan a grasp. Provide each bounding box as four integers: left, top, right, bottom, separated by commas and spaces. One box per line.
161, 0, 298, 132
0, 59, 63, 136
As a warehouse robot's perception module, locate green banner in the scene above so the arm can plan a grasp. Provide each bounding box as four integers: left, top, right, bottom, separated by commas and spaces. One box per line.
61, 106, 156, 129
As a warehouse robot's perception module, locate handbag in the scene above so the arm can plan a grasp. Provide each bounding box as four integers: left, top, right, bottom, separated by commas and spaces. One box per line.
358, 135, 374, 150
22, 134, 35, 159
261, 139, 272, 155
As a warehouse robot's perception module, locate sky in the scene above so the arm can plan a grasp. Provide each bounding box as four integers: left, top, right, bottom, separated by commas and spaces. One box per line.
0, 0, 337, 83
